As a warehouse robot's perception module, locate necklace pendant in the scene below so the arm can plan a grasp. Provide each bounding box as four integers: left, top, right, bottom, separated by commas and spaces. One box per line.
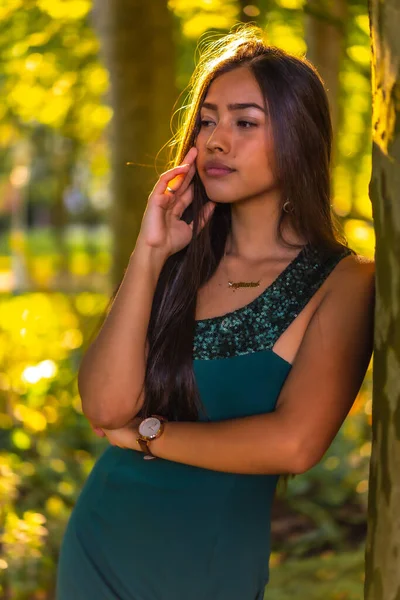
228, 280, 261, 290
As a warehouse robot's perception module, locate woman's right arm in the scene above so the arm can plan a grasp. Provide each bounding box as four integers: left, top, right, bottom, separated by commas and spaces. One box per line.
78, 242, 168, 430
78, 146, 216, 431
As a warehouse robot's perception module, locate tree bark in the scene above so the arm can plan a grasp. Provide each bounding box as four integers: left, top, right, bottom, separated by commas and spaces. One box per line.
365, 1, 400, 599
304, 0, 348, 166
92, 0, 177, 287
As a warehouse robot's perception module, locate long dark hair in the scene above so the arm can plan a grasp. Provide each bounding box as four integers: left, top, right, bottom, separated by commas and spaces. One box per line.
93, 25, 350, 427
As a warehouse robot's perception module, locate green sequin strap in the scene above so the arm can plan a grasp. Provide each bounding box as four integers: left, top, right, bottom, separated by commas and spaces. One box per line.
193, 245, 355, 361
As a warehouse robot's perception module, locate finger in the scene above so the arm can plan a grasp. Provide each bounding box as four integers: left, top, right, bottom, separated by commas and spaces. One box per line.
165, 171, 188, 195
172, 165, 196, 218
171, 184, 194, 219
176, 162, 196, 197
188, 201, 216, 233
164, 148, 197, 195
171, 167, 196, 217
181, 146, 197, 166
151, 164, 191, 197
199, 201, 217, 230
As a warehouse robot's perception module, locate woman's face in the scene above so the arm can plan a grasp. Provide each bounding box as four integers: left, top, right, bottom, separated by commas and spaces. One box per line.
195, 66, 279, 204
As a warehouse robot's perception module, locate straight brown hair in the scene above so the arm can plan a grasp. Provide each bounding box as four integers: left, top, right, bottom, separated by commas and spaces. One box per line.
137, 25, 349, 422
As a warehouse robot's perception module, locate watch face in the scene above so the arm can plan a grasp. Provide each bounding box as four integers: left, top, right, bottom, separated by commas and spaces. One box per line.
139, 417, 161, 438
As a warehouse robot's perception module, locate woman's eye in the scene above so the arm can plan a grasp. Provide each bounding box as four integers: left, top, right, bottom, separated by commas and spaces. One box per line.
199, 119, 257, 128
237, 120, 257, 128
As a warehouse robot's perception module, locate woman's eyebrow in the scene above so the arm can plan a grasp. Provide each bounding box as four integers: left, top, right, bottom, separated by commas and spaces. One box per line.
201, 102, 266, 113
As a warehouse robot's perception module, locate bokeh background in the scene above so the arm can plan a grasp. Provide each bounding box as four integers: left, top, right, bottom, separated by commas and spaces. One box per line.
0, 1, 374, 598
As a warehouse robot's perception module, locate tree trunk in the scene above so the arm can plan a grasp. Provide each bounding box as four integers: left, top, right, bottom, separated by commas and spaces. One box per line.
51, 135, 79, 286
365, 1, 400, 598
304, 0, 348, 166
92, 0, 177, 287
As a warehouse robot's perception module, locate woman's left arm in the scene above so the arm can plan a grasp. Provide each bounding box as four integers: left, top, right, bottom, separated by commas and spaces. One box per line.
103, 258, 375, 476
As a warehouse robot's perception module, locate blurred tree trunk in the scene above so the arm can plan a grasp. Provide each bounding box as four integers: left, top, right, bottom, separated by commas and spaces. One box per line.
9, 140, 32, 293
364, 1, 400, 599
51, 135, 79, 286
92, 0, 177, 287
304, 0, 348, 166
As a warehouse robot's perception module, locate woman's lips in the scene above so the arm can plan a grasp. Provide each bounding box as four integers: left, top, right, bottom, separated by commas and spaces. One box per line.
205, 167, 235, 177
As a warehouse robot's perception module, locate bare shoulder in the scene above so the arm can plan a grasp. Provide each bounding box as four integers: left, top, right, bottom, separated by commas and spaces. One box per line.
324, 251, 375, 298
317, 252, 375, 330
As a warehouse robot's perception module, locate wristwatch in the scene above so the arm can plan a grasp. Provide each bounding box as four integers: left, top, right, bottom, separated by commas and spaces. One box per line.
137, 415, 167, 460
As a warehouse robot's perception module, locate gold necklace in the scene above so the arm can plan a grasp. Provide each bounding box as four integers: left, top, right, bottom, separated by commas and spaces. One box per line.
223, 250, 261, 292
228, 279, 260, 291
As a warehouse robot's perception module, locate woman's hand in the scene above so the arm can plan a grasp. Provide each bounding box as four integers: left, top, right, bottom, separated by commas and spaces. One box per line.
100, 417, 144, 451
136, 146, 216, 258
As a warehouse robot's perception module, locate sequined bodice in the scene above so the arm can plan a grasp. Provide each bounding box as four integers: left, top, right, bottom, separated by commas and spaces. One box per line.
193, 244, 354, 361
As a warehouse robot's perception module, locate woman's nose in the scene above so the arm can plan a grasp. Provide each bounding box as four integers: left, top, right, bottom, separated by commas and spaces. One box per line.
206, 124, 231, 153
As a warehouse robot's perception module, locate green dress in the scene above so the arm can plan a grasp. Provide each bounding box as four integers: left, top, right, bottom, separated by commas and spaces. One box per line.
56, 243, 354, 600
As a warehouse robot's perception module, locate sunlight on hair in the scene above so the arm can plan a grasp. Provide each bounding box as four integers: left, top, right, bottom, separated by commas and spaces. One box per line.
169, 24, 270, 166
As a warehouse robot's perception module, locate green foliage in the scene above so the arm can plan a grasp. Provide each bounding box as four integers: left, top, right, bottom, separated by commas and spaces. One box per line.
0, 291, 109, 598
275, 379, 372, 557
266, 549, 365, 599
0, 0, 111, 143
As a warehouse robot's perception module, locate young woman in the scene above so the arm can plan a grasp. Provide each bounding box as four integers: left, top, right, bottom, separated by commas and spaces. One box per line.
56, 25, 375, 600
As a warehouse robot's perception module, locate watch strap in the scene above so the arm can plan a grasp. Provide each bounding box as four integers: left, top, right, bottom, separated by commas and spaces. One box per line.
137, 438, 156, 458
